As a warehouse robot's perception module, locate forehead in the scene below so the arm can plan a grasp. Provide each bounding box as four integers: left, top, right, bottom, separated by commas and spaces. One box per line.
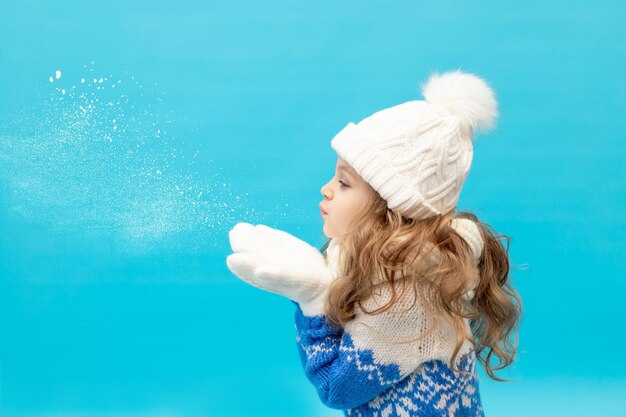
336, 157, 356, 174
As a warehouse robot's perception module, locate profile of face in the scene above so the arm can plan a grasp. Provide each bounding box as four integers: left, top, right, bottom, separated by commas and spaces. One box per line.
319, 156, 372, 239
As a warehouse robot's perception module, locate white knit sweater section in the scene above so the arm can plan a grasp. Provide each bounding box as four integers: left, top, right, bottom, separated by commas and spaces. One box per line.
324, 238, 476, 377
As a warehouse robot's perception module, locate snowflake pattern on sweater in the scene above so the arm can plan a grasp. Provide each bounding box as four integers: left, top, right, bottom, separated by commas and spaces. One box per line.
293, 300, 485, 416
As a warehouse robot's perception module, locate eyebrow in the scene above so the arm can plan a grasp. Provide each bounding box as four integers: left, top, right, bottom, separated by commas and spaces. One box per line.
336, 165, 355, 179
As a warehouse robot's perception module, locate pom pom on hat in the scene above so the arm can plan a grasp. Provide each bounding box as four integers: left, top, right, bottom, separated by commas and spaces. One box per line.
420, 69, 499, 137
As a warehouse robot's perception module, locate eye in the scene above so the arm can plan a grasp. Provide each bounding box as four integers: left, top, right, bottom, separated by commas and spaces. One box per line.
338, 180, 349, 189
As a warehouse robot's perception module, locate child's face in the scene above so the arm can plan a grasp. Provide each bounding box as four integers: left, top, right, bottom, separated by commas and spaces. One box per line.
319, 156, 371, 239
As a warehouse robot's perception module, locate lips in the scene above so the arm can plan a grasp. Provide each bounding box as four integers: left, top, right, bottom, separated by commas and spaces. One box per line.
319, 203, 328, 215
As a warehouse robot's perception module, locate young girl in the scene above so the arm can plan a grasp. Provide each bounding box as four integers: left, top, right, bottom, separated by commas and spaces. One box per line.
226, 69, 522, 416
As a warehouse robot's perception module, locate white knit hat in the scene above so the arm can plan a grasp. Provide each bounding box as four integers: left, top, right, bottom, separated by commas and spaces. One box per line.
330, 69, 499, 222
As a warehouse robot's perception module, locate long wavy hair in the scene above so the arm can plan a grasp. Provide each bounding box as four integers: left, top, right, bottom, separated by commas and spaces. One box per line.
320, 184, 523, 382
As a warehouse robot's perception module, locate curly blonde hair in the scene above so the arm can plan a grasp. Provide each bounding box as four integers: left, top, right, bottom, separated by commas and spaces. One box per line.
320, 183, 523, 382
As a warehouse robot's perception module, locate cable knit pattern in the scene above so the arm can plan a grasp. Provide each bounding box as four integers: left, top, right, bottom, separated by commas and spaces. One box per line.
292, 238, 485, 416
329, 70, 499, 221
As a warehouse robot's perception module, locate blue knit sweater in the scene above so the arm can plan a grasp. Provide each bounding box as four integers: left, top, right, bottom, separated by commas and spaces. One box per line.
292, 299, 485, 416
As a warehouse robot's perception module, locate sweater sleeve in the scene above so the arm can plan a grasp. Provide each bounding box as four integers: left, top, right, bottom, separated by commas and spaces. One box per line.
293, 301, 405, 410
291, 280, 467, 410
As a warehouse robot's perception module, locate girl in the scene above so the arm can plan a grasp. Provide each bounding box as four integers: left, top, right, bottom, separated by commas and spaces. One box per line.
226, 69, 522, 416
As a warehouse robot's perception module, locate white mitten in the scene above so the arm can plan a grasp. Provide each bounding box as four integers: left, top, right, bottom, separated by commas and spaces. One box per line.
226, 222, 337, 316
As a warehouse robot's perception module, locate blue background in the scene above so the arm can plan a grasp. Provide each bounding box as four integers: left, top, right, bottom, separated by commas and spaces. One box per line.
1, 0, 625, 416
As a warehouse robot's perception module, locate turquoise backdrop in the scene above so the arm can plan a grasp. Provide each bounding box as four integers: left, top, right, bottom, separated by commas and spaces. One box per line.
1, 1, 625, 416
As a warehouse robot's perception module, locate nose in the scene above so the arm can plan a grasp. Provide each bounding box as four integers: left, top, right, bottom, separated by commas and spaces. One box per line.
321, 181, 332, 200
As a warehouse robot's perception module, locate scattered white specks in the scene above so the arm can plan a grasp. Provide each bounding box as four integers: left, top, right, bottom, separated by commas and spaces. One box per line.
0, 63, 267, 256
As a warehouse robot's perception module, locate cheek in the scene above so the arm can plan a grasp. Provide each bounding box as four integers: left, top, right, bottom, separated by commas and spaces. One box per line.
336, 199, 362, 225
348, 194, 369, 222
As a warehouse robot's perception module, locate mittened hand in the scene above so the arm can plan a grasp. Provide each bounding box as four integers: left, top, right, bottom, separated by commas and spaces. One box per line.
226, 222, 334, 310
